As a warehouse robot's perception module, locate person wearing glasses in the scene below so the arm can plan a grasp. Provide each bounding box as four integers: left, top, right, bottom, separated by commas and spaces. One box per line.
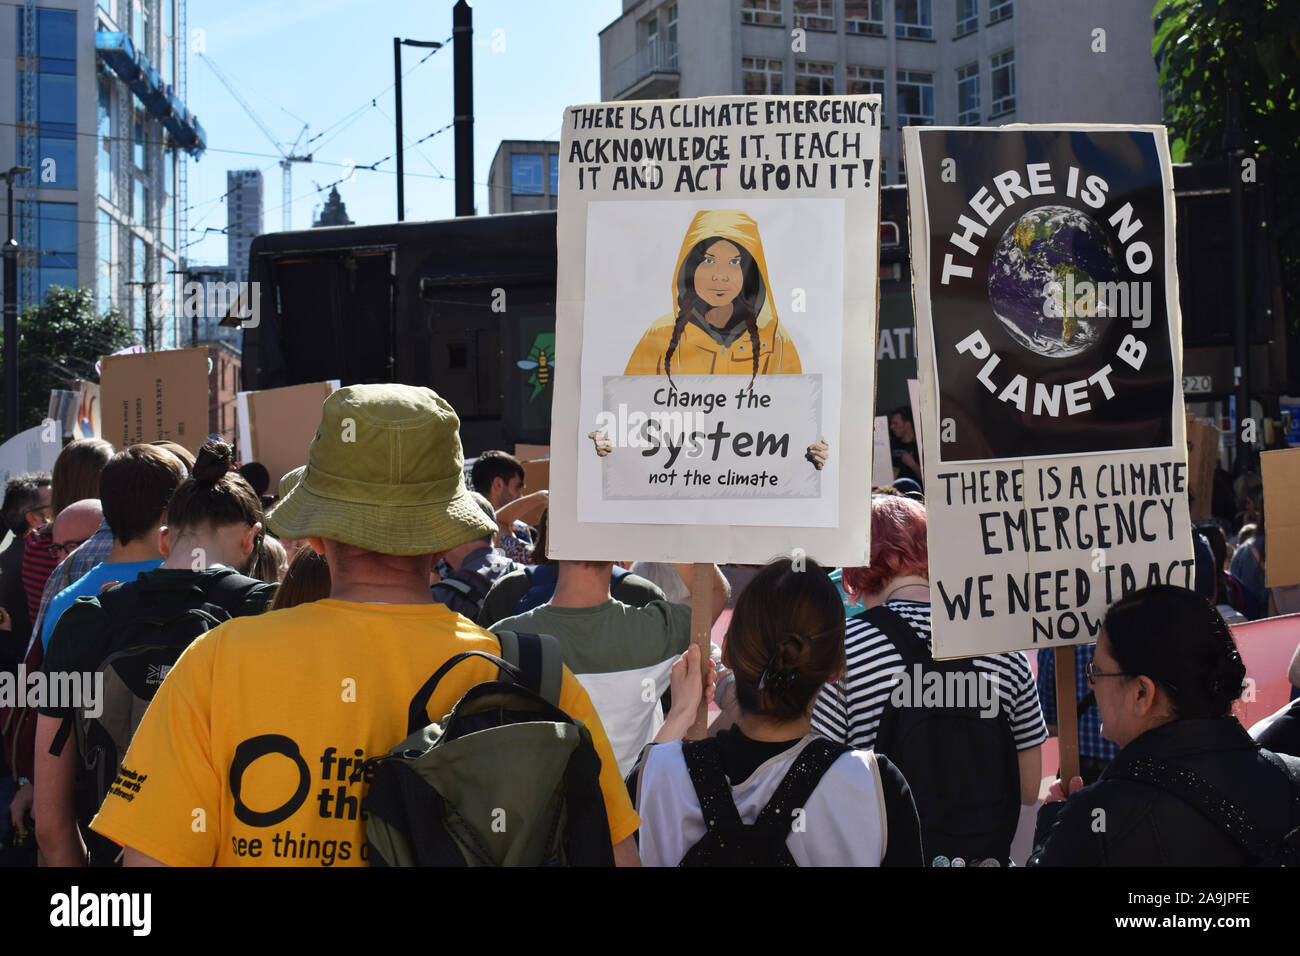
0, 473, 52, 654
1029, 585, 1300, 866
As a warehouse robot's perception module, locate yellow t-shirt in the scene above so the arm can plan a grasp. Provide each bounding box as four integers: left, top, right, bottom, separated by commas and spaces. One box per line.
90, 599, 639, 866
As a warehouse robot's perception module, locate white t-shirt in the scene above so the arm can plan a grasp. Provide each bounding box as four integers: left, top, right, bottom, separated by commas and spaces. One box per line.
635, 735, 889, 866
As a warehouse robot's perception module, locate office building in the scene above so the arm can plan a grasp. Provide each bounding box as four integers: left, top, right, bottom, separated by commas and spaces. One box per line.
226, 167, 262, 276
2, 0, 205, 351
488, 140, 560, 214
599, 0, 1163, 185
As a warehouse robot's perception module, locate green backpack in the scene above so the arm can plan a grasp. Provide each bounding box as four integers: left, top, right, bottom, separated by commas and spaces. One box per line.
362, 631, 615, 866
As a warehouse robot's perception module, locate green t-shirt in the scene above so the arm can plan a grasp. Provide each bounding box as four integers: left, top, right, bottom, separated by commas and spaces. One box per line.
491, 599, 691, 778
476, 564, 667, 628
493, 599, 691, 677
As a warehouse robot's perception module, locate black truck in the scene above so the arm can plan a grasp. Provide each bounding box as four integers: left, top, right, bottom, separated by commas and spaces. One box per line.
237, 171, 1288, 459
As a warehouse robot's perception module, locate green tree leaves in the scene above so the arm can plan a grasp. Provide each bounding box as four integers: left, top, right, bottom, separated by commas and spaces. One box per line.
1, 285, 136, 433
1152, 0, 1300, 331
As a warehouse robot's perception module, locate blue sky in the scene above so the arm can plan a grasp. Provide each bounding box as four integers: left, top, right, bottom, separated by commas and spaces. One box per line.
183, 0, 620, 266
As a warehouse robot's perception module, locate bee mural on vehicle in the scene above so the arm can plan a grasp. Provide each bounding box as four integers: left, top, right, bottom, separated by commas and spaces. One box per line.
517, 332, 555, 402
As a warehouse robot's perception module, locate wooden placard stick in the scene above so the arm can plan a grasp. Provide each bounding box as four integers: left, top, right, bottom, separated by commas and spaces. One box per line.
687, 562, 714, 740
1054, 645, 1081, 787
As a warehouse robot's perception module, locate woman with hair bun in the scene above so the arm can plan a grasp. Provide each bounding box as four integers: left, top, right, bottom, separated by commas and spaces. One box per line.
34, 440, 278, 867
1030, 585, 1300, 866
632, 555, 923, 866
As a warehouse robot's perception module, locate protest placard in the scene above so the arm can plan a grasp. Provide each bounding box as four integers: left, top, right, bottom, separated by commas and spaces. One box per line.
904, 125, 1193, 658
873, 417, 893, 488
907, 377, 924, 472
1185, 414, 1220, 522
0, 420, 62, 488
551, 94, 881, 565
514, 443, 550, 461
1261, 448, 1300, 588
76, 380, 101, 440
48, 390, 79, 438
522, 458, 550, 495
236, 381, 339, 489
99, 347, 210, 456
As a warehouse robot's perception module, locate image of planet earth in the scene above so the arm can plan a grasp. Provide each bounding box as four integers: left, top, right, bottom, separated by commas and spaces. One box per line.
987, 204, 1123, 359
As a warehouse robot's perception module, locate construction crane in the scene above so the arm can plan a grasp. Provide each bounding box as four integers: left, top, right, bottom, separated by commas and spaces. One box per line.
198, 53, 311, 231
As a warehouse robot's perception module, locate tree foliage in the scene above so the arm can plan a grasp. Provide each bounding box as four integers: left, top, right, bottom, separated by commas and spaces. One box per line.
1152, 0, 1300, 327
1, 285, 136, 433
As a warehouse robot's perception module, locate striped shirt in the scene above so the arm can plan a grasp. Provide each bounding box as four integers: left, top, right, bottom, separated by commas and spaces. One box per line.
20, 528, 57, 623
812, 601, 1048, 752
27, 518, 116, 659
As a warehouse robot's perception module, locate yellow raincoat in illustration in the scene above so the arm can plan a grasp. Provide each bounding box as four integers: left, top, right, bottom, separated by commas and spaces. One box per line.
624, 210, 802, 377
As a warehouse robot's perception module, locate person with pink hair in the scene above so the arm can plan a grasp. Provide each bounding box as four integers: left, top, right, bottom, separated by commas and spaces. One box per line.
811, 494, 1048, 866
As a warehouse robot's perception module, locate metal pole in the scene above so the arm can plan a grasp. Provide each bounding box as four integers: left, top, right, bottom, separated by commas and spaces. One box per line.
3, 168, 28, 441
453, 0, 474, 217
1226, 87, 1251, 475
394, 37, 404, 222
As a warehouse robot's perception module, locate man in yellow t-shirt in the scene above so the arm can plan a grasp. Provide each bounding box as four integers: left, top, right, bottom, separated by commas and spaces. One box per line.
90, 384, 641, 866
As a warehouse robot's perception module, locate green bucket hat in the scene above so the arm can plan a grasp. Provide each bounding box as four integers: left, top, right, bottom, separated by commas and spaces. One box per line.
266, 384, 497, 555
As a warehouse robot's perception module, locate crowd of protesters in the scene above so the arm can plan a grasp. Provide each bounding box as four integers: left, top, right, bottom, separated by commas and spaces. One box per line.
0, 383, 1297, 867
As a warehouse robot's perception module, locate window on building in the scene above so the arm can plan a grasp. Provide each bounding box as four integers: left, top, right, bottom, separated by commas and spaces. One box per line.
957, 62, 980, 124
98, 75, 112, 200
37, 203, 77, 284
37, 137, 77, 190
846, 65, 886, 124
666, 3, 678, 46
794, 0, 834, 32
990, 49, 1015, 115
98, 209, 115, 315
18, 8, 78, 191
133, 1, 147, 55
37, 8, 76, 73
38, 74, 76, 134
163, 149, 175, 252
742, 57, 784, 94
897, 156, 908, 183
549, 154, 559, 196
845, 0, 884, 35
511, 154, 544, 195
897, 70, 934, 125
956, 0, 978, 36
134, 117, 145, 171
132, 235, 147, 338
989, 0, 1012, 24
795, 61, 834, 95
37, 201, 76, 261
895, 0, 933, 40
161, 0, 174, 87
741, 0, 782, 26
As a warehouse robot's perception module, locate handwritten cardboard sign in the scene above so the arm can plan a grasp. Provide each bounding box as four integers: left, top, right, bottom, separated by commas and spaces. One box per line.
99, 347, 210, 456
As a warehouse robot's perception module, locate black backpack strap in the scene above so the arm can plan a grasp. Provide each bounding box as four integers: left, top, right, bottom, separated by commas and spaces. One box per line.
754, 738, 849, 835
49, 716, 73, 757
438, 576, 475, 598
406, 651, 524, 734
860, 604, 929, 668
495, 631, 563, 708
681, 739, 745, 834
1109, 754, 1294, 865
